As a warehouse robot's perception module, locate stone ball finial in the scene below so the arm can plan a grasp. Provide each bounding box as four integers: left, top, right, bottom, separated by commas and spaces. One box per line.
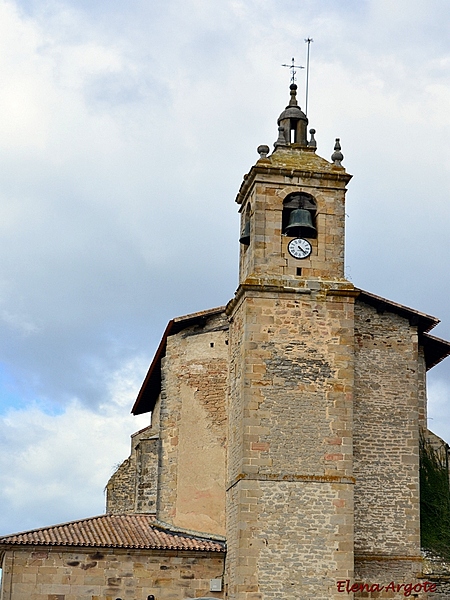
308, 128, 317, 149
331, 138, 344, 166
257, 145, 270, 159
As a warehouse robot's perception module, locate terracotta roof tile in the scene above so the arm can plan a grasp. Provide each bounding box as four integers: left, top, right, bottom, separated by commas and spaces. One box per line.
0, 514, 225, 552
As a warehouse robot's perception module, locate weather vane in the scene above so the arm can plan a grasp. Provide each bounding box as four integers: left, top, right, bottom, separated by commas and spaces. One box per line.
281, 57, 304, 85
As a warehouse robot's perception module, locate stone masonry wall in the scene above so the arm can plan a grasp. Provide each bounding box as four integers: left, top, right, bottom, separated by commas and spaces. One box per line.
135, 438, 159, 513
228, 290, 355, 480
227, 288, 355, 600
106, 424, 158, 515
158, 313, 228, 535
0, 547, 225, 600
106, 456, 136, 514
353, 301, 422, 598
418, 347, 427, 428
227, 295, 245, 489
238, 160, 349, 285
255, 480, 353, 600
351, 557, 432, 599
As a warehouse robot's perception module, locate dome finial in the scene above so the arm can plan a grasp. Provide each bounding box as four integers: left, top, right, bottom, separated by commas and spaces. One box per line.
331, 138, 344, 166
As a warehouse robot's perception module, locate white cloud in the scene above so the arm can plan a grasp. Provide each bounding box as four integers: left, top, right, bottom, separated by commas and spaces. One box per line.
0, 357, 148, 535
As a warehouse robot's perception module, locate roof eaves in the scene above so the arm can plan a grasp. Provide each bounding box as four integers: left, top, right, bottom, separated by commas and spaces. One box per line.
420, 332, 450, 370
356, 289, 439, 333
0, 514, 226, 553
356, 289, 450, 370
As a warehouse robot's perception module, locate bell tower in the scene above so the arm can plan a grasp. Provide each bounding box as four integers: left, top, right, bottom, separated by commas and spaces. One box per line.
237, 83, 350, 287
226, 85, 357, 600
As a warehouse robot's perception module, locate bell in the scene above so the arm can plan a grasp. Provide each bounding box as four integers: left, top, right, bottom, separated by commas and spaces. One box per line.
285, 208, 316, 238
239, 221, 250, 245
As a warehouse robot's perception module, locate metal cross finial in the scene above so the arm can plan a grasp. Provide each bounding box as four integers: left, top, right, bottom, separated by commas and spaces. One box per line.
281, 57, 304, 85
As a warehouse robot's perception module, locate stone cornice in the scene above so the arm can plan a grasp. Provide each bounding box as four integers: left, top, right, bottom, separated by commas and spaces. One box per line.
226, 279, 357, 315
236, 161, 352, 205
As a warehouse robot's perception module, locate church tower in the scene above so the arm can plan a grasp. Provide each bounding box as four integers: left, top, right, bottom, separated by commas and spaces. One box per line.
226, 84, 356, 600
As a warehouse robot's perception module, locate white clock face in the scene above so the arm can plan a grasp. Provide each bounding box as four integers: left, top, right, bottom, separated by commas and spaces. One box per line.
288, 237, 312, 259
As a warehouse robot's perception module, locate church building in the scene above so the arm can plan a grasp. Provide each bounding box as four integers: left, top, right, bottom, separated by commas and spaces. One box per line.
2, 83, 450, 600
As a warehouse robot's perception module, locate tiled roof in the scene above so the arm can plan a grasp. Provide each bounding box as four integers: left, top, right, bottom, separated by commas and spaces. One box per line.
0, 514, 225, 552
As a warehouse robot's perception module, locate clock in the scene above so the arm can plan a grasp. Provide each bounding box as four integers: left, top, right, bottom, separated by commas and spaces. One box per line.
287, 237, 312, 259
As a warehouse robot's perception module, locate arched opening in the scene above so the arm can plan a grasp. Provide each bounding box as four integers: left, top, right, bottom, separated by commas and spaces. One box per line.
282, 192, 317, 238
239, 204, 251, 246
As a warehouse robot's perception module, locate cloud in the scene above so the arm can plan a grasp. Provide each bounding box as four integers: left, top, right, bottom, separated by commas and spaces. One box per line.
0, 357, 148, 535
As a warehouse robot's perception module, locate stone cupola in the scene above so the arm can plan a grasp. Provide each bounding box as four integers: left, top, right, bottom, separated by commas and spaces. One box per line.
275, 83, 308, 147
236, 84, 352, 286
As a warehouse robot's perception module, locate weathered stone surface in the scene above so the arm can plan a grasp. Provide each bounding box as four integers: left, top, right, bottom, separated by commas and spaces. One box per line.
354, 302, 421, 556
0, 549, 225, 600
158, 312, 229, 535
106, 424, 159, 515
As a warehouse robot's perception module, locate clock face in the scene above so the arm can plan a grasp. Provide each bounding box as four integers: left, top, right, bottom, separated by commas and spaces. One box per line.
287, 237, 312, 259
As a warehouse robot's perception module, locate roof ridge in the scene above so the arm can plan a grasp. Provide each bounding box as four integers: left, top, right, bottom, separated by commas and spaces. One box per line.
0, 513, 112, 539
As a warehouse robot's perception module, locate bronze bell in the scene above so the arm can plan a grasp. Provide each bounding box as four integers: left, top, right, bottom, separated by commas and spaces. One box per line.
239, 221, 250, 245
285, 208, 316, 238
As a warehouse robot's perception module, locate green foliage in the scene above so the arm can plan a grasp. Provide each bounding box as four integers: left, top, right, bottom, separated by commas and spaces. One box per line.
420, 432, 450, 559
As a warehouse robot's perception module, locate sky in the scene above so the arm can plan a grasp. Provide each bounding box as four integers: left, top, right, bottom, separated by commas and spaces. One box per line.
1, 0, 450, 536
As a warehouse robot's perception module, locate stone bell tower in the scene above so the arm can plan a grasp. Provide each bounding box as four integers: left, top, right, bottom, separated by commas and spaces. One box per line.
226, 84, 356, 600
